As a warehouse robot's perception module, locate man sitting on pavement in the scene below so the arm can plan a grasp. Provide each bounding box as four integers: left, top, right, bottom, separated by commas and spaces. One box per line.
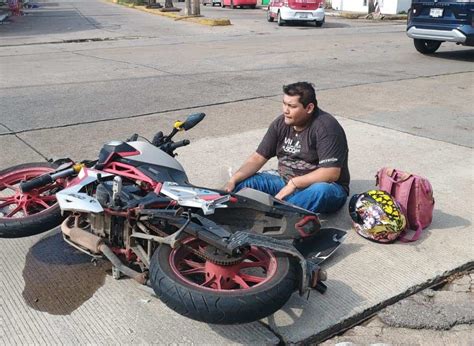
224, 81, 350, 213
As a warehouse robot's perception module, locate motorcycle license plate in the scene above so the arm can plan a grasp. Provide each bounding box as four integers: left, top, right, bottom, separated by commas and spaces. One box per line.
429, 8, 443, 18
294, 228, 347, 264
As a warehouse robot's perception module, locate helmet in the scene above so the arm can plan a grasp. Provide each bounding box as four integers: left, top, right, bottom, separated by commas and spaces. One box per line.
348, 190, 406, 243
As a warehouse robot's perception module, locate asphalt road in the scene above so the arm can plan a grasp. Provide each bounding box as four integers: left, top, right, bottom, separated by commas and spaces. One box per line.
0, 1, 473, 344
1, 0, 472, 146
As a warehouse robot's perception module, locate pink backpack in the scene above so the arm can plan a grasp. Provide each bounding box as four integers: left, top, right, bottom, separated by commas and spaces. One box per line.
376, 168, 435, 242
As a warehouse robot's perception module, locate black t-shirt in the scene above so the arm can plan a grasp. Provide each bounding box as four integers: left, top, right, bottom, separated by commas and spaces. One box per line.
256, 109, 350, 194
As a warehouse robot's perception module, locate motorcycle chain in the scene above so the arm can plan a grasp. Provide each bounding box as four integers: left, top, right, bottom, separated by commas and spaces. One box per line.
142, 221, 245, 266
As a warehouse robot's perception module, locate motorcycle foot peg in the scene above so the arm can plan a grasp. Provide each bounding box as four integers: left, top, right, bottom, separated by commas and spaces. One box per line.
314, 281, 327, 294
112, 266, 122, 280
310, 268, 327, 287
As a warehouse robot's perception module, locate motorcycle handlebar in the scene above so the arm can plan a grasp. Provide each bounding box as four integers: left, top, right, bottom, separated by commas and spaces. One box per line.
20, 174, 53, 193
168, 139, 190, 152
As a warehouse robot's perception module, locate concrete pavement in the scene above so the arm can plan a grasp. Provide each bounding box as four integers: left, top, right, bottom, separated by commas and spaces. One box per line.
322, 272, 474, 345
0, 0, 473, 344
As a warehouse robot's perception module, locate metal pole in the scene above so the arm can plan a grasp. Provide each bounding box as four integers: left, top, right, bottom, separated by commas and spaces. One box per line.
368, 0, 375, 14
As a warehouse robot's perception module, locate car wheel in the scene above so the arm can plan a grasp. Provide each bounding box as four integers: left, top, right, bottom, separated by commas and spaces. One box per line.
277, 11, 284, 26
267, 10, 274, 22
413, 39, 442, 54
315, 17, 324, 27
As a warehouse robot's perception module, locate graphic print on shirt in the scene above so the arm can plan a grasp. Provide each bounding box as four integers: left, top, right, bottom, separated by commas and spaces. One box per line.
279, 136, 318, 182
282, 137, 301, 154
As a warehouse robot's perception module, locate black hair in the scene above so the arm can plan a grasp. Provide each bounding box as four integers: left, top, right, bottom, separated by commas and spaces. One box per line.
283, 82, 317, 108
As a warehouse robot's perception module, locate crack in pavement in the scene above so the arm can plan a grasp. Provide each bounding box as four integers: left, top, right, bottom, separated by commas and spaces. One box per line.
0, 64, 303, 90
67, 50, 234, 89
0, 71, 471, 149
256, 320, 285, 346
69, 50, 178, 77
0, 123, 49, 161
308, 262, 474, 344
71, 2, 124, 35
0, 95, 271, 136
0, 61, 467, 91
0, 36, 143, 48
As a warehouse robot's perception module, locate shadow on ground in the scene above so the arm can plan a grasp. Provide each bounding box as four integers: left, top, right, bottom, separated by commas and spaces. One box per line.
431, 49, 474, 62
0, 9, 100, 37
22, 229, 111, 315
293, 21, 350, 29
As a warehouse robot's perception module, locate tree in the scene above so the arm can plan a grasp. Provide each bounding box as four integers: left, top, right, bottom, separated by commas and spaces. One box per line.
368, 0, 375, 14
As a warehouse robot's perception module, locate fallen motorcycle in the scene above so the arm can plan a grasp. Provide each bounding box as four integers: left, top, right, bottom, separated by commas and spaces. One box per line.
0, 113, 346, 324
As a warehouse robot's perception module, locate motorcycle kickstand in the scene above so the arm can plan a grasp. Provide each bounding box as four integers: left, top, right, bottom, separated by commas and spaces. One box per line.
112, 266, 122, 280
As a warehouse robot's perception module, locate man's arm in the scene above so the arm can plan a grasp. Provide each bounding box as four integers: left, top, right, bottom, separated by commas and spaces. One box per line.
224, 152, 268, 192
274, 167, 341, 200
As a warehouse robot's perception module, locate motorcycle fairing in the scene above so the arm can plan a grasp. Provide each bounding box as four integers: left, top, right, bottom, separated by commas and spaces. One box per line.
118, 161, 189, 186
207, 189, 321, 240
56, 192, 104, 214
160, 182, 230, 215
57, 168, 111, 213
126, 141, 186, 172
96, 141, 189, 185
96, 141, 139, 169
65, 167, 112, 194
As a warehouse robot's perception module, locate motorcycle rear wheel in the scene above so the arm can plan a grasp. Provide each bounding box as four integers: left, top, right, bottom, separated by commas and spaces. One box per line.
0, 162, 64, 238
149, 237, 297, 324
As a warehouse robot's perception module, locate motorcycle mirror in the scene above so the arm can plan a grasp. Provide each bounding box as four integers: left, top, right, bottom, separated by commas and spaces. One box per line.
181, 113, 206, 131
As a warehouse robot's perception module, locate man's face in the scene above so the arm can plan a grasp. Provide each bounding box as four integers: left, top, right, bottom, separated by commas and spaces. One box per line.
282, 94, 315, 128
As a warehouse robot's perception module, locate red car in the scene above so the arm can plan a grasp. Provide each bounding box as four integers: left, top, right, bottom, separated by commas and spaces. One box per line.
267, 0, 325, 26
221, 0, 257, 9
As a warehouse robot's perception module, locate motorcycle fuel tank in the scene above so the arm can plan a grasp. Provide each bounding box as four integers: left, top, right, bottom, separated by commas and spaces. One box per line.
126, 141, 186, 173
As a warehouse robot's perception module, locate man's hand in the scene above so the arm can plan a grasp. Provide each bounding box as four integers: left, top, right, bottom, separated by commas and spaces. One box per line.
222, 152, 268, 193
275, 181, 297, 201
224, 180, 236, 193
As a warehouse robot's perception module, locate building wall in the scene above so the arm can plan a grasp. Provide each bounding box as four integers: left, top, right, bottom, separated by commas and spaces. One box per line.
330, 0, 411, 14
396, 0, 411, 13
380, 0, 411, 14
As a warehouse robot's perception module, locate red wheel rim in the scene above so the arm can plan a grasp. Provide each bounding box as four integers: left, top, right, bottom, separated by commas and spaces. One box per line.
170, 237, 278, 291
0, 167, 60, 220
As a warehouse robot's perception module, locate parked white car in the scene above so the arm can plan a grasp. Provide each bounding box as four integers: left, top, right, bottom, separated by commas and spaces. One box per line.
202, 0, 221, 6
267, 0, 325, 26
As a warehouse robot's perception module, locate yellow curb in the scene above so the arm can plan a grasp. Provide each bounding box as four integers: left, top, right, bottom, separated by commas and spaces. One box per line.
186, 17, 231, 26
339, 12, 364, 19
104, 0, 231, 26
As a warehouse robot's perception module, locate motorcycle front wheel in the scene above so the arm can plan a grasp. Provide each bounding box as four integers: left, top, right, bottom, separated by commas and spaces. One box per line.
149, 237, 297, 324
0, 162, 64, 238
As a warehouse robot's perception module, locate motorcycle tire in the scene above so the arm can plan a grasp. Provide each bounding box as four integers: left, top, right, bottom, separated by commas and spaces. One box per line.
149, 237, 297, 324
0, 162, 64, 238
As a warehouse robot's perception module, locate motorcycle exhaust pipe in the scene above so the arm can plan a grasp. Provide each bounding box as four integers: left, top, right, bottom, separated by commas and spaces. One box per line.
61, 217, 147, 285
61, 217, 103, 254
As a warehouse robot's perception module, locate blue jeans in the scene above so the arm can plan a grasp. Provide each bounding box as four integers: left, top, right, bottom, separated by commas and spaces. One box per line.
235, 172, 347, 213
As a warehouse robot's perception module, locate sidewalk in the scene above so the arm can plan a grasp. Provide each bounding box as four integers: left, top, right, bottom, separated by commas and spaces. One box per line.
325, 8, 407, 20
1, 87, 472, 344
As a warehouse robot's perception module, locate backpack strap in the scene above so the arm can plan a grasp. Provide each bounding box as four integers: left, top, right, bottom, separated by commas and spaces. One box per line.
399, 220, 423, 242
378, 168, 395, 194
393, 174, 414, 215
386, 170, 412, 183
